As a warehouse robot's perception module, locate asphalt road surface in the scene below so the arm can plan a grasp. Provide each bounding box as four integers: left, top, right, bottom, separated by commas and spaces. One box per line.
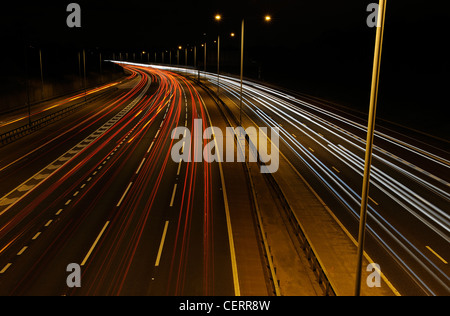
199, 71, 449, 296
0, 65, 240, 295
0, 62, 448, 296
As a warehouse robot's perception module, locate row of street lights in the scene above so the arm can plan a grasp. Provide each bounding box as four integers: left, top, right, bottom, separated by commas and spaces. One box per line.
136, 14, 272, 126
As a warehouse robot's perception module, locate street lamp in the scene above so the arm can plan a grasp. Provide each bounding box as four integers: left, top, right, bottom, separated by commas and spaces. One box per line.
217, 34, 220, 94
203, 42, 207, 74
177, 46, 182, 65
239, 15, 272, 126
354, 0, 387, 296
214, 15, 222, 95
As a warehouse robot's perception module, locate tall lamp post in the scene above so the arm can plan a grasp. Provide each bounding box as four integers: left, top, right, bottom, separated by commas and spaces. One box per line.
177, 46, 182, 65
213, 14, 271, 126
203, 43, 207, 74
38, 48, 44, 99
215, 14, 222, 95
354, 0, 387, 296
240, 15, 272, 126
239, 19, 244, 127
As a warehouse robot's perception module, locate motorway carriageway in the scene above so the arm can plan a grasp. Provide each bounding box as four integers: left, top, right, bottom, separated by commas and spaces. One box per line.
145, 63, 449, 296
0, 65, 244, 295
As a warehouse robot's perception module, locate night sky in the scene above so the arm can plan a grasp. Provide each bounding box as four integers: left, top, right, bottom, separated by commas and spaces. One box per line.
1, 1, 450, 137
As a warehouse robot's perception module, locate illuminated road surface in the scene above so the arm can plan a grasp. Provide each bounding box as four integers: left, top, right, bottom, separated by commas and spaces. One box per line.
0, 62, 448, 296
0, 65, 237, 295
196, 69, 449, 296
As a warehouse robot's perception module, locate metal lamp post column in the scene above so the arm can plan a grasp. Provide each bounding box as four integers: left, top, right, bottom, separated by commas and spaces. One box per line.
354, 0, 387, 296
239, 19, 244, 127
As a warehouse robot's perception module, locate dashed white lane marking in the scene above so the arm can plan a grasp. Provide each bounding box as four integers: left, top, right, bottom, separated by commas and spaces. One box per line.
81, 221, 110, 266
177, 159, 182, 176
136, 158, 146, 175
0, 263, 12, 274
117, 182, 133, 207
169, 184, 177, 207
17, 246, 28, 256
155, 221, 169, 267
